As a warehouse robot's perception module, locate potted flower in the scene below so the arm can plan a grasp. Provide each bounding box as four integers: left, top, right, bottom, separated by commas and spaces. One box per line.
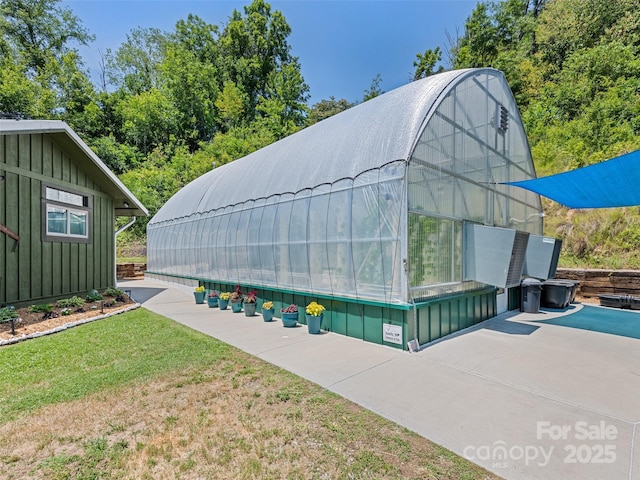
230, 285, 243, 313
207, 290, 219, 308
261, 301, 274, 322
194, 285, 206, 304
218, 292, 231, 310
305, 301, 325, 334
280, 304, 299, 327
243, 290, 257, 316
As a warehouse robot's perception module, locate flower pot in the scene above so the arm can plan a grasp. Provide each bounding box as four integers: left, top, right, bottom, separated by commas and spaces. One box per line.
194, 291, 205, 304
231, 301, 243, 313
219, 298, 229, 310
244, 302, 256, 316
207, 297, 219, 308
262, 308, 275, 322
281, 311, 298, 327
306, 314, 323, 334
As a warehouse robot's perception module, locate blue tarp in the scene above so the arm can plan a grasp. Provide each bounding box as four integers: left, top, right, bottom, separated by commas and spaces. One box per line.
504, 149, 640, 208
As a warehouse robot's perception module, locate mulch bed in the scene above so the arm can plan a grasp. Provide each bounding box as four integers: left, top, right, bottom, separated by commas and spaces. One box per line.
1, 295, 136, 343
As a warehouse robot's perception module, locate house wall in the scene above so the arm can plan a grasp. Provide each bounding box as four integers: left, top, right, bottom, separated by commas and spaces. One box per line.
0, 132, 115, 306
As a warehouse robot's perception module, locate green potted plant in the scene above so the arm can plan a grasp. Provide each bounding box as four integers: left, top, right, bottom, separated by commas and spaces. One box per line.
305, 301, 325, 334
218, 292, 231, 310
243, 290, 257, 316
230, 285, 243, 313
261, 301, 274, 322
194, 285, 206, 304
280, 304, 299, 327
207, 290, 219, 308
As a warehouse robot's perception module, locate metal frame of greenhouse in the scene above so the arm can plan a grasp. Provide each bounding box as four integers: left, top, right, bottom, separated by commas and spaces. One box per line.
146, 68, 544, 350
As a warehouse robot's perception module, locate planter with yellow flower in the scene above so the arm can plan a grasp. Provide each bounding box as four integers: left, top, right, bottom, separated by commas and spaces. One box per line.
305, 301, 325, 334
261, 301, 274, 322
194, 286, 206, 304
218, 292, 231, 310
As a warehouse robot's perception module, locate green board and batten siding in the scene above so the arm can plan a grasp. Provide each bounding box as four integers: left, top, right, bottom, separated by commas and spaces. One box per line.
1, 132, 115, 306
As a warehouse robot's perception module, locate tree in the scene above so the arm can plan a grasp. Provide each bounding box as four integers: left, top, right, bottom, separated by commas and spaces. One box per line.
306, 96, 354, 125
0, 0, 96, 121
363, 73, 383, 102
116, 88, 180, 153
215, 81, 246, 131
0, 0, 93, 74
412, 47, 445, 80
218, 0, 307, 120
105, 27, 167, 94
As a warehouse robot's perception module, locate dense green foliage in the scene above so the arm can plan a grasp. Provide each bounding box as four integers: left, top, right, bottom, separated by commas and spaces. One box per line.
449, 0, 640, 267
1, 0, 313, 236
2, 0, 639, 267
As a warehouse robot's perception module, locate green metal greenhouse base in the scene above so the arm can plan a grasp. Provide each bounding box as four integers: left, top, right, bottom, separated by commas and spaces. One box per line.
146, 272, 497, 350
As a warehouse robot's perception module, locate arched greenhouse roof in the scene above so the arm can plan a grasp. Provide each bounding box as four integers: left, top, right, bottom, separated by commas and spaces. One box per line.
150, 68, 483, 225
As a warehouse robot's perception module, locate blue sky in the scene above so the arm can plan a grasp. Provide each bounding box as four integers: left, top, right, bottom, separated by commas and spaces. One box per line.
63, 0, 476, 105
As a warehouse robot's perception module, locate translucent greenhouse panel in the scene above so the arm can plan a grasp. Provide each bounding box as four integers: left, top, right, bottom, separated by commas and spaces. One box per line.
225, 208, 243, 282
147, 225, 157, 270
234, 205, 252, 283
327, 180, 355, 295
199, 216, 213, 278
377, 173, 405, 302
247, 200, 264, 285
351, 172, 385, 299
258, 200, 277, 285
172, 222, 183, 277
164, 224, 174, 274
408, 214, 462, 289
215, 210, 232, 280
273, 194, 294, 289
308, 185, 331, 293
289, 192, 311, 290
208, 214, 222, 277
194, 214, 207, 277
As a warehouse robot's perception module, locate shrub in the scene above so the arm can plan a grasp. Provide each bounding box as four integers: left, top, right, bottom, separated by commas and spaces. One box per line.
104, 287, 124, 297
56, 296, 85, 309
86, 290, 103, 302
104, 287, 126, 302
0, 306, 18, 322
29, 304, 54, 313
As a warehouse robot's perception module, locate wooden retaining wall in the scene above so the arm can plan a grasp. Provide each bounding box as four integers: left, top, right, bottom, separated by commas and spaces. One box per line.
116, 263, 146, 280
556, 268, 640, 298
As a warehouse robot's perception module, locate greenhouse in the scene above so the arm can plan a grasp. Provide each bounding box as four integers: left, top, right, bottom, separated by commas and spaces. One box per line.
147, 68, 546, 350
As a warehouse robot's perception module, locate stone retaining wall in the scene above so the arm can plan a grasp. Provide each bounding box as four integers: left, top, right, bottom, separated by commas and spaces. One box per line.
555, 268, 640, 298
116, 263, 146, 280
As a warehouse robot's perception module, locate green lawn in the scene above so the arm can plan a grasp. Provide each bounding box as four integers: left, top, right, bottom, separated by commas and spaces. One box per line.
0, 309, 501, 480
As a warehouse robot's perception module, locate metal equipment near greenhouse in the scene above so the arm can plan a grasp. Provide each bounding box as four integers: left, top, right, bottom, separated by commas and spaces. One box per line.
146, 68, 555, 350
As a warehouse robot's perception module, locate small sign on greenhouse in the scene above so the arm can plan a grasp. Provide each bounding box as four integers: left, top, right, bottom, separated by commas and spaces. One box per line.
382, 324, 402, 345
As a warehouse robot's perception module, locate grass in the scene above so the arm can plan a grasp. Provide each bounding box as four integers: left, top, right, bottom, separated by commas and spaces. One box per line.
0, 309, 501, 480
116, 256, 146, 264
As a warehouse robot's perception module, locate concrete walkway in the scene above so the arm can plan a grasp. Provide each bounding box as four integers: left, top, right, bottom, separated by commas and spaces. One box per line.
120, 278, 640, 480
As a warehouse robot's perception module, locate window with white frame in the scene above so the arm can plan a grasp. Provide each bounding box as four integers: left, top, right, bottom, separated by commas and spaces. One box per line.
43, 186, 91, 242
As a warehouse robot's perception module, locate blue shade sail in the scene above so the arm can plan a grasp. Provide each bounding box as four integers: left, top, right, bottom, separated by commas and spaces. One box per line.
505, 150, 640, 208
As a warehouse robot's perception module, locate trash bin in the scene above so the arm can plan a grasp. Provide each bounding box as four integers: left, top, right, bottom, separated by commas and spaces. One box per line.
521, 278, 543, 313
541, 280, 577, 309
